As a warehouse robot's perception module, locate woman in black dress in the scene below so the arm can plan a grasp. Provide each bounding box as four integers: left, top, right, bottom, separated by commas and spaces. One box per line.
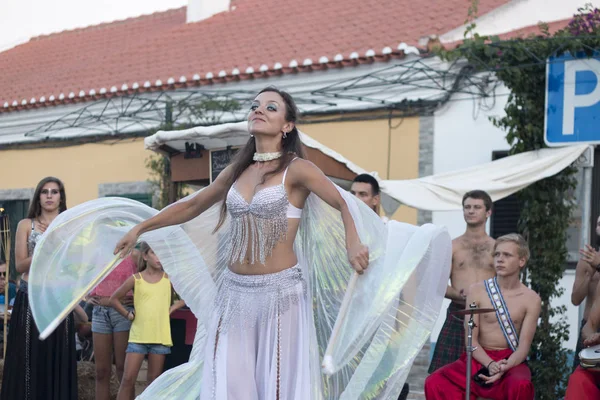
1, 176, 77, 400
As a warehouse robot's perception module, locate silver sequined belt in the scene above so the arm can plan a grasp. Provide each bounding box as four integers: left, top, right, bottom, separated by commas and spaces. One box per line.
214, 265, 307, 333
220, 264, 304, 292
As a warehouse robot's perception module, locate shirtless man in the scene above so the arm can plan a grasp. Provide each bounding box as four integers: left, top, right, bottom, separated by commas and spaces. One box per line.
425, 233, 539, 399
350, 173, 409, 400
428, 190, 496, 373
566, 261, 600, 398
571, 216, 600, 370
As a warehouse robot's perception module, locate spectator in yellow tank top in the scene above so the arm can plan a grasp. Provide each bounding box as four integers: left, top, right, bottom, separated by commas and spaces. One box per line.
109, 242, 186, 400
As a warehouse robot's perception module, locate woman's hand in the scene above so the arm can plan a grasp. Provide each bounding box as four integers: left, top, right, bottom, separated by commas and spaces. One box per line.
114, 227, 140, 258
121, 296, 134, 307
36, 220, 48, 233
127, 310, 135, 321
88, 296, 110, 307
347, 241, 369, 274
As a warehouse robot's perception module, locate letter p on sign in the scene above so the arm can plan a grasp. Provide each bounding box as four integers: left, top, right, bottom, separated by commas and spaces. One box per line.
545, 53, 600, 146
563, 59, 600, 135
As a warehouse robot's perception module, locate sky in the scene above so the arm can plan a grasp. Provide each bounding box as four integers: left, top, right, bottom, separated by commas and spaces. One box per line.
0, 0, 187, 52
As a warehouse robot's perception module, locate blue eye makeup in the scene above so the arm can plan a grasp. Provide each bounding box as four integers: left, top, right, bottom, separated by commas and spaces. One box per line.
249, 101, 279, 111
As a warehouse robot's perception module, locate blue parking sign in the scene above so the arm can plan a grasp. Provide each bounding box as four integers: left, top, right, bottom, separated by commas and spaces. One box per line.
545, 52, 600, 146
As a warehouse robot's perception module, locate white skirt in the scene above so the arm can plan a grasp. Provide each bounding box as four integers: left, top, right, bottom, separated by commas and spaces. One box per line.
200, 265, 311, 400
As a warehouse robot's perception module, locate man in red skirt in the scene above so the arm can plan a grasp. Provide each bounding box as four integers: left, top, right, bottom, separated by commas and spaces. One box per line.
425, 234, 539, 399
566, 244, 600, 400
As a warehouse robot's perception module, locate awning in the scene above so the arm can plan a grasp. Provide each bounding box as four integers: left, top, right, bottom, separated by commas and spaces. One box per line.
145, 122, 589, 213
145, 122, 252, 153
144, 121, 361, 190
381, 145, 589, 211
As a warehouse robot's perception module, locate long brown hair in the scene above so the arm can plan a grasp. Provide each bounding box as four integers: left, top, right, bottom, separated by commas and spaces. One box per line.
214, 87, 305, 232
136, 241, 151, 272
27, 177, 67, 219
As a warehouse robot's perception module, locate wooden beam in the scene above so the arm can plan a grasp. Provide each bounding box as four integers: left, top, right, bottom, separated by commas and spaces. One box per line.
170, 150, 210, 182
169, 145, 357, 183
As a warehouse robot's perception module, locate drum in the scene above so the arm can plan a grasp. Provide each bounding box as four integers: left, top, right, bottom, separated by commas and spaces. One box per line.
579, 344, 600, 371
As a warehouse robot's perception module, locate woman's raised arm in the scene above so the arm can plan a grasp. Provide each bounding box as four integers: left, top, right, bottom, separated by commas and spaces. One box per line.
114, 165, 234, 258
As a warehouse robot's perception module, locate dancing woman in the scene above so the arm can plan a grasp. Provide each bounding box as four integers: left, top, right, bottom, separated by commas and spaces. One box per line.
114, 87, 369, 398
1, 177, 77, 400
28, 87, 452, 400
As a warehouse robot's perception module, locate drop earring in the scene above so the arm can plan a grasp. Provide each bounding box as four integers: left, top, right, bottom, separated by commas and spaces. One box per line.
283, 131, 287, 139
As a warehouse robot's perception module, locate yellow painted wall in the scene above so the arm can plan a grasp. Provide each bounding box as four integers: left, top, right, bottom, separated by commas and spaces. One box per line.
299, 116, 420, 223
0, 139, 153, 206
0, 116, 420, 224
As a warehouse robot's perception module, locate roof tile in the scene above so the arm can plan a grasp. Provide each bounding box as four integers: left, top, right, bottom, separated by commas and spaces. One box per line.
0, 0, 512, 112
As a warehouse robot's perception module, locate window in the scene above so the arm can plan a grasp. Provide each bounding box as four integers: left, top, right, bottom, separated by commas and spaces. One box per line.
490, 150, 588, 269
566, 169, 584, 264
489, 151, 520, 239
591, 146, 600, 249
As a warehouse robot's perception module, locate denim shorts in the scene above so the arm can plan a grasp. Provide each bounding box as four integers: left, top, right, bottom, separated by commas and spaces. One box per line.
126, 342, 171, 355
91, 305, 133, 334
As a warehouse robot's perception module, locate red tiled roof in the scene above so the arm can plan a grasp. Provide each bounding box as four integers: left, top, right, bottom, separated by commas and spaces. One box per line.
0, 0, 512, 113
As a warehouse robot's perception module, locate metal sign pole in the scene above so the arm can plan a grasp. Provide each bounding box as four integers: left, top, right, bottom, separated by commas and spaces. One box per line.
465, 303, 477, 400
577, 146, 594, 329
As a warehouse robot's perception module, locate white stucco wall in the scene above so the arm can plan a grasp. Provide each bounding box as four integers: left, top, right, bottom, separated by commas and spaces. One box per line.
441, 0, 591, 44
429, 83, 581, 351
432, 84, 511, 238
555, 271, 579, 351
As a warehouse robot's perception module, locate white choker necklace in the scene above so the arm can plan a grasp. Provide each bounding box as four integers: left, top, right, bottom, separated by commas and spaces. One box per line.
253, 152, 283, 162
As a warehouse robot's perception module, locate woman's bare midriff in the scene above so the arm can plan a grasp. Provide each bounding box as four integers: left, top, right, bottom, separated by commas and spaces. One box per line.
228, 218, 301, 275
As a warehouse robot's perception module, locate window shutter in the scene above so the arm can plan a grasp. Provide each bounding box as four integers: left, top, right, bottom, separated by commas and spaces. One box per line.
490, 151, 520, 239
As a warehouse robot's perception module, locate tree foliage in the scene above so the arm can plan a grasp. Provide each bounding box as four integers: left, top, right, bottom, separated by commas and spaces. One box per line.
146, 99, 241, 209
145, 152, 185, 210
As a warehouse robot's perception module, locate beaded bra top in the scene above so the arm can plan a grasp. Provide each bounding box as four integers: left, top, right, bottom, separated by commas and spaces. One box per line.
28, 220, 43, 257
225, 160, 302, 265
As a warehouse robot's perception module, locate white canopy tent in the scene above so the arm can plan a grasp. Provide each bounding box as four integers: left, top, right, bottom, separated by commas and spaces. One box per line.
145, 121, 588, 215
381, 144, 588, 211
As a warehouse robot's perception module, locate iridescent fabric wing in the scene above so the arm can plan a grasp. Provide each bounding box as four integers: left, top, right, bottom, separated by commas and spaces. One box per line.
28, 193, 228, 399
296, 187, 452, 399
28, 197, 159, 339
